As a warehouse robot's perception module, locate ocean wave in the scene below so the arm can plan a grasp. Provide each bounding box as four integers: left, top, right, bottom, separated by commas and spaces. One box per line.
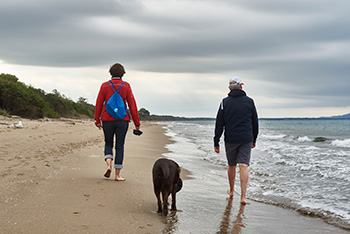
318, 167, 350, 181
259, 134, 287, 140
250, 192, 350, 230
297, 200, 350, 230
203, 155, 227, 167
331, 139, 350, 148
297, 136, 312, 142
299, 164, 314, 171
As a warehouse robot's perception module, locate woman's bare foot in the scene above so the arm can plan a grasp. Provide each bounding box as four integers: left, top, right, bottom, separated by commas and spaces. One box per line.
104, 169, 111, 178
104, 158, 112, 178
115, 176, 126, 181
241, 199, 247, 205
227, 189, 234, 198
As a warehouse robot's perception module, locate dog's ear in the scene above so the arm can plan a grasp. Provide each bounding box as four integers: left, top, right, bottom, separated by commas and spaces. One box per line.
176, 178, 183, 192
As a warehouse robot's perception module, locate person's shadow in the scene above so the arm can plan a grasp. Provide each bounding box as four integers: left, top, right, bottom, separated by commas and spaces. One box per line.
217, 198, 246, 234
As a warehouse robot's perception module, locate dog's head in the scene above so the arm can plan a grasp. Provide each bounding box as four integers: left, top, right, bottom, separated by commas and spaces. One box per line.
176, 178, 183, 192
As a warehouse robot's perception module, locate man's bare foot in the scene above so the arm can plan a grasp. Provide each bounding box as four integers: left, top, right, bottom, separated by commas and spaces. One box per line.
227, 189, 234, 198
115, 176, 126, 181
104, 169, 111, 178
240, 199, 247, 205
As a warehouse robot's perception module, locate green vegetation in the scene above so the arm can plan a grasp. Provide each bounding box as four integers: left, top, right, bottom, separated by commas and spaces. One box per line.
0, 73, 94, 119
138, 107, 214, 121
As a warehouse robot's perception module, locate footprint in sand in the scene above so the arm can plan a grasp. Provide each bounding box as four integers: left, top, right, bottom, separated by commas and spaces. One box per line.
81, 225, 89, 230
84, 194, 90, 201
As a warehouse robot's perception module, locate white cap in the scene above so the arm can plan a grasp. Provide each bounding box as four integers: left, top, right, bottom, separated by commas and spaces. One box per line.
229, 76, 243, 86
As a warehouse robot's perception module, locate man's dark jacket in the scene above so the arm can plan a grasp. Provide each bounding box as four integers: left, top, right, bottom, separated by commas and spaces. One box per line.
214, 89, 258, 147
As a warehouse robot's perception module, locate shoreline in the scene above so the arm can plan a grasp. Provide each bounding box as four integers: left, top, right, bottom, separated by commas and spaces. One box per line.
159, 120, 350, 233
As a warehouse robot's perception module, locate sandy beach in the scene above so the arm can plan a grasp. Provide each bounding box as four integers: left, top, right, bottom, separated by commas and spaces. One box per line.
0, 117, 171, 233
1, 117, 349, 234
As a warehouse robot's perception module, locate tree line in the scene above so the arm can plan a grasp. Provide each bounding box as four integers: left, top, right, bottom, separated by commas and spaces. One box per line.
138, 107, 214, 121
0, 73, 94, 119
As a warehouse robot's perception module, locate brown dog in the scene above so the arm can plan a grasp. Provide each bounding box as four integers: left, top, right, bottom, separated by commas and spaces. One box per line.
152, 158, 182, 215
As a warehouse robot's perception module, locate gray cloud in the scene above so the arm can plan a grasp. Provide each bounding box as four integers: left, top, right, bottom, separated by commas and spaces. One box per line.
0, 0, 349, 117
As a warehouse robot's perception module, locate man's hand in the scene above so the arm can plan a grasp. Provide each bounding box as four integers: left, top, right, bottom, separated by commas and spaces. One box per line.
252, 143, 256, 148
214, 146, 220, 154
96, 123, 102, 130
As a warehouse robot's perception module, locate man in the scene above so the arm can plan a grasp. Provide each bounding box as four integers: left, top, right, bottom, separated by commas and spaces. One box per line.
214, 76, 258, 204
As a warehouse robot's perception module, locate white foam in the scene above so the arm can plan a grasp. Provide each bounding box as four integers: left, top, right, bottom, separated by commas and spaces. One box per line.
203, 155, 227, 167
298, 200, 350, 220
331, 138, 350, 148
300, 164, 313, 171
297, 136, 312, 142
260, 134, 286, 140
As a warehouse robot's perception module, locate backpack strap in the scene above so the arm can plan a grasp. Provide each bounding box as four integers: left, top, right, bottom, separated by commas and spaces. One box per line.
107, 80, 116, 92
116, 81, 126, 93
107, 80, 126, 93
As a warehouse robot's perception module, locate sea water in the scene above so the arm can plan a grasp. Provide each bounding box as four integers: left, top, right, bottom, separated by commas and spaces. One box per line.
159, 119, 350, 232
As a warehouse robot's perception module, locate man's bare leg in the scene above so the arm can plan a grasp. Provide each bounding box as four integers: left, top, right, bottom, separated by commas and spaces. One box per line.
239, 164, 249, 204
115, 168, 125, 181
227, 165, 236, 197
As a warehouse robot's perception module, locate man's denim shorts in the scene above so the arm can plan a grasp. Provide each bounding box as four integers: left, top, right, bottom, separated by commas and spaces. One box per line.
224, 142, 252, 166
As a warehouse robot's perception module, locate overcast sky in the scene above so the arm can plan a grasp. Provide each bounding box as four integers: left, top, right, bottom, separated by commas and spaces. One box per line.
1, 0, 349, 118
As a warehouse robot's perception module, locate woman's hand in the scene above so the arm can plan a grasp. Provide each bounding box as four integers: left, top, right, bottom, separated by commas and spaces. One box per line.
96, 123, 102, 130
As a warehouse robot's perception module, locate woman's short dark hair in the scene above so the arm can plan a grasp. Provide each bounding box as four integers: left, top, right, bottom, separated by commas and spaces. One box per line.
109, 63, 125, 77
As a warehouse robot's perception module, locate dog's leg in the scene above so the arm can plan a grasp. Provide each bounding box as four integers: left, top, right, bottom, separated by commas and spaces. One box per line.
171, 184, 177, 211
162, 191, 169, 216
154, 187, 162, 213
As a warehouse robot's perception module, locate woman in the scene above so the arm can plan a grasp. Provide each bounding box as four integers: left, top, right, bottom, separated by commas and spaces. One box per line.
94, 63, 140, 181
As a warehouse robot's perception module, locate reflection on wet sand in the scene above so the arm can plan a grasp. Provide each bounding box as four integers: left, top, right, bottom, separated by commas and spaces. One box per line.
217, 198, 246, 234
162, 211, 179, 234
